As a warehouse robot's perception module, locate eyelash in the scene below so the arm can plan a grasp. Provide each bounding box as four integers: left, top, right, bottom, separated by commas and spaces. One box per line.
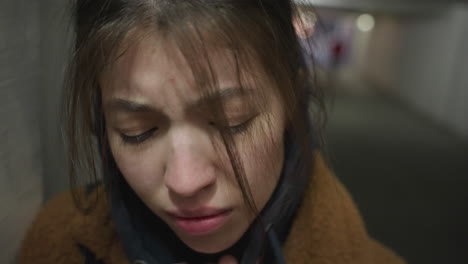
120, 127, 158, 145
224, 117, 255, 135
120, 117, 256, 145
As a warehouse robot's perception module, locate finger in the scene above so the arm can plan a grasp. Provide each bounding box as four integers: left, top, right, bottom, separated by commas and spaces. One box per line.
218, 255, 238, 264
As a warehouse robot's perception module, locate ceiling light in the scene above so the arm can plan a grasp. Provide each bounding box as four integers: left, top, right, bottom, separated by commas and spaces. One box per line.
356, 14, 375, 32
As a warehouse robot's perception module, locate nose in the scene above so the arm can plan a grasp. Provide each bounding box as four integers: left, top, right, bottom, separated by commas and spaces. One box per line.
164, 128, 217, 198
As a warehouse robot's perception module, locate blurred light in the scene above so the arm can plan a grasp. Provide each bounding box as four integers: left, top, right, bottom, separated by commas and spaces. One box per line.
356, 14, 375, 32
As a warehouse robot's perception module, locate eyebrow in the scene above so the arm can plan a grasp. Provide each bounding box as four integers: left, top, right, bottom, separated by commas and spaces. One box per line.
105, 87, 254, 114
187, 87, 254, 110
105, 98, 158, 113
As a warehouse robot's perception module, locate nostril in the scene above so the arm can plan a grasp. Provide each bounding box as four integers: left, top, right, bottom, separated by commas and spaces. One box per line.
164, 164, 217, 198
165, 176, 215, 198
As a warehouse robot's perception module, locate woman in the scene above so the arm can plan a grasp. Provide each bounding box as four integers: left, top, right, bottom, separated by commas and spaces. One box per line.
19, 0, 405, 263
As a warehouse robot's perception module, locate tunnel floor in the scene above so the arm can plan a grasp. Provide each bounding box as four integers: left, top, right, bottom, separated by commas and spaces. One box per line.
325, 82, 468, 264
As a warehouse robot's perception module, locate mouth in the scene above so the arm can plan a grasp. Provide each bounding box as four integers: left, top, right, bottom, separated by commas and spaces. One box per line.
169, 208, 233, 236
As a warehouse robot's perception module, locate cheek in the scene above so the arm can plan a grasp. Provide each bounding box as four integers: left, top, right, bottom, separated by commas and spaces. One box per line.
108, 135, 166, 198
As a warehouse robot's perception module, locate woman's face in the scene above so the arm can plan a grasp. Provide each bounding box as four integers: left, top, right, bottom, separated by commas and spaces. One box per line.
101, 33, 286, 254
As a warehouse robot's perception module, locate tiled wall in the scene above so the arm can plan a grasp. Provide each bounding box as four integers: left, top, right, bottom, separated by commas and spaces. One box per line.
0, 1, 44, 263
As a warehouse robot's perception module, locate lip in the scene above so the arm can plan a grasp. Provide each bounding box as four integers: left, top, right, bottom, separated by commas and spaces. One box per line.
169, 208, 233, 236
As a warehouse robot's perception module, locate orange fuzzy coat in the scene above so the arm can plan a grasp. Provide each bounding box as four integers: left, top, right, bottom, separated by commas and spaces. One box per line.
18, 155, 405, 264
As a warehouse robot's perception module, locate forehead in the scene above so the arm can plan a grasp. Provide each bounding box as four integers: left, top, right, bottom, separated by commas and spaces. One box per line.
100, 30, 267, 108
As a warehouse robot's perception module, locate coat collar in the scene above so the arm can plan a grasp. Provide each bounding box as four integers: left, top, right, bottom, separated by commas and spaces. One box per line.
284, 153, 372, 263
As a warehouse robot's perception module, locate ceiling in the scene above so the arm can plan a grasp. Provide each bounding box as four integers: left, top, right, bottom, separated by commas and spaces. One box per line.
295, 0, 466, 14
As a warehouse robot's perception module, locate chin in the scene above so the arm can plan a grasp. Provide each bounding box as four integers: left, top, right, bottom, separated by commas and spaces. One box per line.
187, 242, 232, 254
179, 231, 241, 254
176, 221, 248, 254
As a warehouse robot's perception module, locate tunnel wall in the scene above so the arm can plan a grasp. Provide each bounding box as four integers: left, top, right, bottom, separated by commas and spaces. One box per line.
364, 4, 468, 140
0, 1, 43, 263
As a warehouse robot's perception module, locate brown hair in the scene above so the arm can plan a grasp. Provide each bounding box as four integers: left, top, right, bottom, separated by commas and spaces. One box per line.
63, 0, 326, 254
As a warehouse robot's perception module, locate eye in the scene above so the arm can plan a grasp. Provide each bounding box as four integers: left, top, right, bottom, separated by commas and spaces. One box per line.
120, 127, 158, 145
211, 115, 257, 135
227, 118, 254, 134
